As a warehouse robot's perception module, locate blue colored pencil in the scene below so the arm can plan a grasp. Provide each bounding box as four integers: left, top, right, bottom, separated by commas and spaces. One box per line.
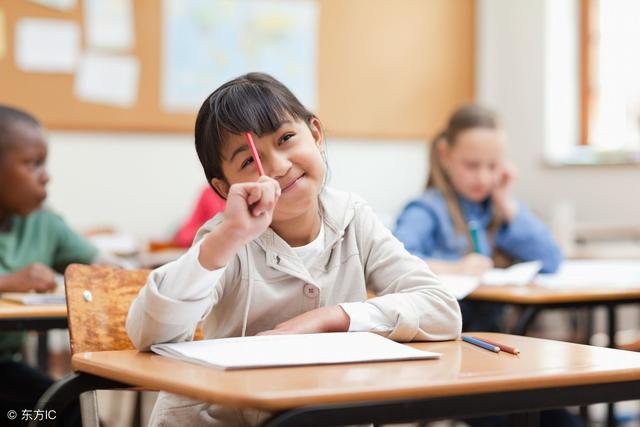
468, 221, 482, 253
462, 335, 500, 353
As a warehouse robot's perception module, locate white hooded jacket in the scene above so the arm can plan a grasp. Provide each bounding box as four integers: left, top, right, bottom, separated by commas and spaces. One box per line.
126, 187, 462, 426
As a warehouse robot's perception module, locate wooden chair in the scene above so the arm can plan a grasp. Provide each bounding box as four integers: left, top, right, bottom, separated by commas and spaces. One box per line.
66, 264, 153, 427
65, 264, 151, 355
31, 264, 151, 427
32, 264, 204, 427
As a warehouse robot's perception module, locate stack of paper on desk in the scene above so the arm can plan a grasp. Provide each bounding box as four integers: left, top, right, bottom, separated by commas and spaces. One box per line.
150, 332, 440, 370
481, 261, 543, 286
535, 260, 640, 289
440, 261, 543, 299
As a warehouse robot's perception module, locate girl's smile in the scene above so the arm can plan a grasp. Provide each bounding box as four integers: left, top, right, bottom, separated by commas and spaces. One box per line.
280, 173, 305, 194
213, 118, 325, 239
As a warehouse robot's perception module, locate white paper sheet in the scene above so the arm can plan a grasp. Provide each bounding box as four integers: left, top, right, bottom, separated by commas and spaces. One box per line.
15, 18, 79, 73
482, 261, 543, 286
29, 0, 76, 12
439, 274, 480, 299
83, 0, 134, 50
1, 293, 66, 305
74, 52, 139, 107
535, 260, 640, 289
151, 332, 440, 370
2, 275, 65, 305
438, 261, 543, 299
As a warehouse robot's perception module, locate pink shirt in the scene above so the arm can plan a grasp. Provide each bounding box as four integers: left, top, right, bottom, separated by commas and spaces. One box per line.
173, 187, 225, 247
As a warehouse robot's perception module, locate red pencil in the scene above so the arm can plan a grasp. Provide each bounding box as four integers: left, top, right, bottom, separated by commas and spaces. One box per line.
475, 337, 520, 355
244, 132, 264, 176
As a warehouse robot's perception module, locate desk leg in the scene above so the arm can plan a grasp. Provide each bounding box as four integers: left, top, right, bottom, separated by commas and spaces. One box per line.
607, 304, 618, 427
578, 308, 594, 424
607, 305, 617, 348
509, 412, 540, 427
132, 391, 143, 427
585, 307, 594, 344
79, 390, 99, 427
29, 372, 131, 427
511, 307, 540, 335
37, 332, 48, 373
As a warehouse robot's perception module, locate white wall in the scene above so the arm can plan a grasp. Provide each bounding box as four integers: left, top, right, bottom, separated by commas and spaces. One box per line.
46, 132, 427, 238
476, 0, 639, 226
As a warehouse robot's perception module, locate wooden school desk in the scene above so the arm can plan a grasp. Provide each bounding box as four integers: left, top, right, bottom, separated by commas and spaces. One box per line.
468, 284, 640, 348
468, 283, 640, 427
33, 333, 640, 427
0, 298, 68, 371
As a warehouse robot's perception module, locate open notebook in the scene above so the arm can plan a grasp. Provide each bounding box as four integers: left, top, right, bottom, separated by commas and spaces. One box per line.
150, 332, 440, 370
1, 275, 66, 305
440, 261, 543, 299
1, 293, 66, 305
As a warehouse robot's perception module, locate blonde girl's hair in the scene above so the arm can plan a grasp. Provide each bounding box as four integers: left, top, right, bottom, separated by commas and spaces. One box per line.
427, 104, 503, 254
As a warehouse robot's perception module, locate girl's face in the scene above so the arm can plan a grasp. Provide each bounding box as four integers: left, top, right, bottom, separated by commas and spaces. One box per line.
440, 127, 505, 202
0, 122, 49, 216
214, 117, 325, 224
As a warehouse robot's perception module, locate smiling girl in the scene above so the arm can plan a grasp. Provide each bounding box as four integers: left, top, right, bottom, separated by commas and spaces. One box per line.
126, 73, 461, 426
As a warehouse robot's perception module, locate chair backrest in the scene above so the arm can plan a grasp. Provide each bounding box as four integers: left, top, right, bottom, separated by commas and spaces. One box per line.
65, 264, 151, 354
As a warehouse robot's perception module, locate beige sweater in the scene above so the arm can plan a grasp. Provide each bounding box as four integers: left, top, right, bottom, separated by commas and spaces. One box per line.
126, 187, 461, 426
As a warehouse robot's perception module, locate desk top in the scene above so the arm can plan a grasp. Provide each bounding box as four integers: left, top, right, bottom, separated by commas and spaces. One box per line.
0, 299, 67, 319
468, 284, 640, 304
72, 333, 640, 411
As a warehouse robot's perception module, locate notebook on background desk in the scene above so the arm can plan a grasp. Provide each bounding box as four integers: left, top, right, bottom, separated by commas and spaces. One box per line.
534, 259, 640, 289
440, 261, 543, 299
0, 274, 66, 305
1, 293, 66, 305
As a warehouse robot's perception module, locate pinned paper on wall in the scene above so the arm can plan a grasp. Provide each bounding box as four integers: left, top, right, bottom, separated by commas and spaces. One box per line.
74, 52, 139, 107
15, 18, 79, 73
0, 9, 6, 60
83, 0, 134, 51
29, 0, 77, 12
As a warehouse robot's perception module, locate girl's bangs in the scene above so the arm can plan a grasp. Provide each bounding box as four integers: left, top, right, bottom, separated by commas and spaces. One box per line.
212, 84, 298, 139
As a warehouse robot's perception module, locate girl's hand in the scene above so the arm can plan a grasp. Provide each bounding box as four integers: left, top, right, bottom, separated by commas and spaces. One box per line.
0, 263, 57, 293
199, 176, 281, 270
492, 162, 518, 221
223, 175, 281, 240
456, 253, 494, 277
257, 306, 350, 336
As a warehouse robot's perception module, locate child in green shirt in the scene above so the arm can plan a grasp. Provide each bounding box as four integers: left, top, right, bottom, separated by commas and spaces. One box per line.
0, 105, 97, 426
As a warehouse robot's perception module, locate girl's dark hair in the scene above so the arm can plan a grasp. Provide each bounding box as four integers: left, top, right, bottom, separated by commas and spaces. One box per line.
427, 104, 501, 250
195, 72, 315, 196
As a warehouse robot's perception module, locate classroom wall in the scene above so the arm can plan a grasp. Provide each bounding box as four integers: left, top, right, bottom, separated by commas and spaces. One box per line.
47, 133, 427, 239
476, 0, 639, 227
46, 0, 639, 240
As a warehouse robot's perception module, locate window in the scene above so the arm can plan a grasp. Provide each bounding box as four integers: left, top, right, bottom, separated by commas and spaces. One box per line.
582, 0, 640, 153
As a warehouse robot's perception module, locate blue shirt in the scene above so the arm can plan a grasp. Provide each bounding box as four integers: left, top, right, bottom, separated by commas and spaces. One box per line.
393, 189, 562, 273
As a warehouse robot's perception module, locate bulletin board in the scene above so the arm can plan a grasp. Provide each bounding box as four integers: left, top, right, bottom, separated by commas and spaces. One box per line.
0, 0, 474, 139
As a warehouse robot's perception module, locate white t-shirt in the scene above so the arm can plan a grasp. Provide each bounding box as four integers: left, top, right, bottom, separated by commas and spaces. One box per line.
291, 223, 392, 333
